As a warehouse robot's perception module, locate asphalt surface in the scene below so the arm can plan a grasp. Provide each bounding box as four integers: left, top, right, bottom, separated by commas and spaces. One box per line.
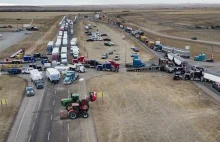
0, 31, 30, 52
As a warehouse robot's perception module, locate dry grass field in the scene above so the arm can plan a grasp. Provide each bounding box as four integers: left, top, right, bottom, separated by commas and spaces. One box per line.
88, 72, 220, 142
108, 9, 220, 61
0, 75, 26, 142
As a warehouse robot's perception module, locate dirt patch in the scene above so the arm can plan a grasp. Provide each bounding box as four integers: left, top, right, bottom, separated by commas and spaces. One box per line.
88, 72, 220, 142
0, 75, 26, 142
76, 20, 154, 64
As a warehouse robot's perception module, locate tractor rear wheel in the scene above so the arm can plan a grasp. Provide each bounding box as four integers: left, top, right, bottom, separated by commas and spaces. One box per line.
69, 111, 77, 119
82, 112, 89, 118
66, 103, 72, 111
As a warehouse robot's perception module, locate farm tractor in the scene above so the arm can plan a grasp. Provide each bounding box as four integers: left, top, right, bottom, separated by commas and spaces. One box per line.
61, 92, 97, 111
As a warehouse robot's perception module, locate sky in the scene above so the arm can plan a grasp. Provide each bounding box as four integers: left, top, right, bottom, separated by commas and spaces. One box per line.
1, 0, 220, 5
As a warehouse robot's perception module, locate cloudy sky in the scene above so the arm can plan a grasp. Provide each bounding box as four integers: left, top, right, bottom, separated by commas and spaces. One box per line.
1, 0, 220, 5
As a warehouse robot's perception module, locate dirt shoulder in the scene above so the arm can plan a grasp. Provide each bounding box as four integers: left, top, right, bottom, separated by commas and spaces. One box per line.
88, 72, 220, 142
0, 75, 26, 142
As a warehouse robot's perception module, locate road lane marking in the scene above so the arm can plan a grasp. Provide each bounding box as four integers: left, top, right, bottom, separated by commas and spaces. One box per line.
84, 120, 90, 142
68, 137, 69, 142
35, 113, 38, 118
68, 123, 69, 131
13, 100, 29, 142
28, 135, 31, 142
53, 100, 55, 106
48, 132, 50, 141
32, 122, 35, 130
51, 114, 53, 120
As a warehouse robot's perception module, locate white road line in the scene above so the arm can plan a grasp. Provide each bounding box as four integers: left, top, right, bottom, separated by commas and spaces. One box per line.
68, 137, 69, 142
68, 123, 69, 131
48, 132, 50, 141
28, 135, 31, 142
51, 114, 53, 120
53, 100, 55, 106
32, 122, 35, 130
35, 113, 38, 118
13, 101, 29, 142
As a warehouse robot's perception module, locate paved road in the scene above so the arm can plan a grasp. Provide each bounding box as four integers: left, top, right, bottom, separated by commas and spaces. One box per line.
127, 22, 220, 46
0, 32, 30, 52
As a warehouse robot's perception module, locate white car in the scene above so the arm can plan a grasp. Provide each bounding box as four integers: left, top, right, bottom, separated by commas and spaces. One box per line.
0, 34, 2, 37
22, 67, 34, 74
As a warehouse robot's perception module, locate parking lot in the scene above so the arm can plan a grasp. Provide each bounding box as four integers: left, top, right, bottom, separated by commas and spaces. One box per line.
0, 32, 30, 52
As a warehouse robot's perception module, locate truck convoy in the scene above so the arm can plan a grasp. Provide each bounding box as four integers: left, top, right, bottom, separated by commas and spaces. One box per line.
46, 68, 60, 84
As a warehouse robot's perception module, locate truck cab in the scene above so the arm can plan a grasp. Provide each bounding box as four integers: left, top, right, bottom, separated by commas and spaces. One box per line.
84, 60, 101, 68
63, 71, 79, 84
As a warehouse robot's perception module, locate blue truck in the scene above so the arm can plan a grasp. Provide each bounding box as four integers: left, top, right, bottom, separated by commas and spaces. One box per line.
63, 71, 79, 84
47, 41, 54, 55
8, 68, 22, 75
23, 55, 36, 63
96, 61, 120, 72
126, 55, 145, 68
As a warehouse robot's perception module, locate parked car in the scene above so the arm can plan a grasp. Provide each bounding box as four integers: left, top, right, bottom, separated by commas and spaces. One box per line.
21, 67, 34, 74
86, 38, 94, 41
103, 38, 111, 41
101, 53, 108, 59
26, 86, 35, 97
104, 42, 114, 46
131, 52, 138, 57
191, 37, 197, 40
212, 82, 220, 92
34, 80, 44, 89
108, 51, 113, 55
101, 34, 107, 36
114, 55, 120, 61
133, 48, 139, 52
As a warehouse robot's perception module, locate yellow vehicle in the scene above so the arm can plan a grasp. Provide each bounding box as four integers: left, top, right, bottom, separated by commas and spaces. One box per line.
0, 64, 23, 70
15, 53, 24, 59
140, 36, 148, 42
148, 41, 155, 49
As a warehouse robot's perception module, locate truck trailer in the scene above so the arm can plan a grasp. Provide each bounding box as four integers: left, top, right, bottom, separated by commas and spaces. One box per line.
52, 48, 60, 61
47, 41, 54, 54
46, 68, 60, 84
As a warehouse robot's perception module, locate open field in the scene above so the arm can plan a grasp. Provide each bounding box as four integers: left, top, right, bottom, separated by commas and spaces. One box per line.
88, 72, 220, 142
76, 20, 154, 64
106, 8, 220, 61
0, 15, 61, 59
0, 75, 26, 142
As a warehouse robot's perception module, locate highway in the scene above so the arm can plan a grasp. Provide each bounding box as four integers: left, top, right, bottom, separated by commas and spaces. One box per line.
127, 23, 220, 46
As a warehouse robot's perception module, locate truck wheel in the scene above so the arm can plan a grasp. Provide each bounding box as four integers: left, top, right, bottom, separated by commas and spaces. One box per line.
83, 112, 89, 118
69, 111, 77, 119
66, 103, 72, 111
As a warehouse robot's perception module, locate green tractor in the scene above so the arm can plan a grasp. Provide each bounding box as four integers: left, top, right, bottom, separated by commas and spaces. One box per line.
61, 93, 80, 110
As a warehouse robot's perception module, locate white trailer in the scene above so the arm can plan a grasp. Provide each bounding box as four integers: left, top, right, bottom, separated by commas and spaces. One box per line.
55, 65, 69, 73
59, 31, 63, 36
60, 53, 67, 65
71, 38, 77, 45
62, 39, 68, 47
162, 46, 174, 53
61, 47, 67, 54
46, 68, 60, 83
167, 53, 176, 61
202, 71, 220, 83
30, 69, 43, 82
55, 40, 61, 48
173, 56, 188, 66
173, 48, 190, 58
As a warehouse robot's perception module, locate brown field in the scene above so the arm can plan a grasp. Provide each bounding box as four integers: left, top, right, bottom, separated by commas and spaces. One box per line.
88, 72, 220, 142
108, 9, 220, 61
76, 20, 154, 64
0, 75, 26, 142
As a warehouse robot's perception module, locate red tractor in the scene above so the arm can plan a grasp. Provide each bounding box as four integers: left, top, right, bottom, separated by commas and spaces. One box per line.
68, 92, 97, 119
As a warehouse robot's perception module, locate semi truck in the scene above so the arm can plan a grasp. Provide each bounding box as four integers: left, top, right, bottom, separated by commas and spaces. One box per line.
23, 55, 36, 63
52, 48, 60, 61
173, 48, 190, 58
173, 56, 188, 67
47, 41, 54, 54
162, 46, 174, 53
201, 71, 220, 83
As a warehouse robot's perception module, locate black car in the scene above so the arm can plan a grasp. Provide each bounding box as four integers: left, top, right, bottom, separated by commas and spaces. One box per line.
133, 48, 139, 52
86, 38, 94, 41
87, 32, 92, 35
212, 83, 220, 92
108, 51, 113, 55
173, 72, 183, 80
191, 37, 197, 40
34, 80, 44, 89
101, 34, 107, 36
29, 64, 37, 69
26, 26, 38, 31
84, 60, 101, 68
103, 38, 111, 41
